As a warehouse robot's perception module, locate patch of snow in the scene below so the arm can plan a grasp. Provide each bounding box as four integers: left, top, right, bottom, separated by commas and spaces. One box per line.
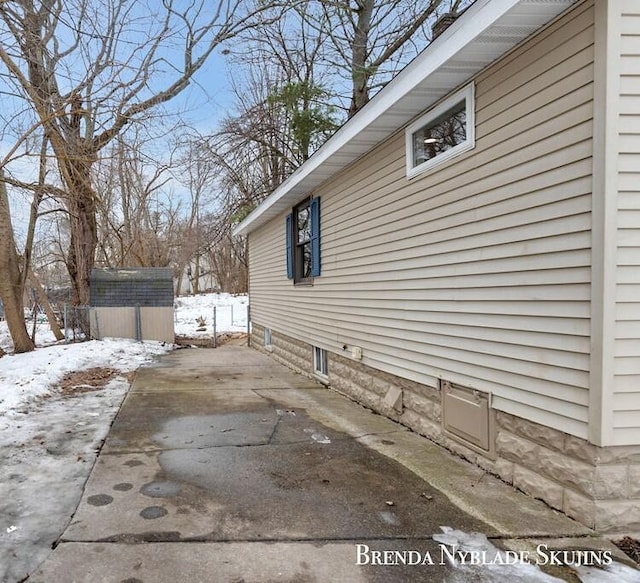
0, 321, 57, 354
573, 562, 640, 583
434, 527, 565, 582
433, 528, 640, 583
0, 376, 132, 582
0, 338, 171, 415
174, 293, 248, 338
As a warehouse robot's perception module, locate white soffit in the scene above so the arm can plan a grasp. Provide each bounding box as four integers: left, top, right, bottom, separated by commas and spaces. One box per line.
234, 0, 578, 237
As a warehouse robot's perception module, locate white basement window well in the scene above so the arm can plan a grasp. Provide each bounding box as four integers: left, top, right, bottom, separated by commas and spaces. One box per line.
313, 346, 328, 378
405, 82, 475, 179
264, 327, 272, 351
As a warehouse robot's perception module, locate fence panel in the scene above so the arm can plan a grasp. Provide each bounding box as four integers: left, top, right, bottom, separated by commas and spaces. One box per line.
63, 305, 91, 343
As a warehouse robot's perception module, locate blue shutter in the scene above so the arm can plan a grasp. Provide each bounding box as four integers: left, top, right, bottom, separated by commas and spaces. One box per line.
285, 213, 293, 279
310, 197, 321, 277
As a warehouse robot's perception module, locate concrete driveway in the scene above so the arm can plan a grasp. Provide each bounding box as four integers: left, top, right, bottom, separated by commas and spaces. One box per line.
29, 345, 633, 582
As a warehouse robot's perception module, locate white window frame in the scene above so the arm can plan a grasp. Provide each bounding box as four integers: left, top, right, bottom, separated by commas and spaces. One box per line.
264, 327, 272, 351
313, 346, 328, 378
405, 82, 475, 179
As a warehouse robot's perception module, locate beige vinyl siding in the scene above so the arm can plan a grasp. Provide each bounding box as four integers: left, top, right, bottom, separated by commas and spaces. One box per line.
613, 0, 640, 444
249, 1, 594, 439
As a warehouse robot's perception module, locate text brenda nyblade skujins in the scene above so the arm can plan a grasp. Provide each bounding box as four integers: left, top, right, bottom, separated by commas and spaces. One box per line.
355, 543, 613, 567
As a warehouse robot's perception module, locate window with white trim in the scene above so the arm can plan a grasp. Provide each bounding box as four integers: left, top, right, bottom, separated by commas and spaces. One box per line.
264, 327, 272, 349
406, 83, 475, 178
313, 346, 328, 377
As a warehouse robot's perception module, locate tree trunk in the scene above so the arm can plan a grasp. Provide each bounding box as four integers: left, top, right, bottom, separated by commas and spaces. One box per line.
192, 255, 201, 295
348, 0, 374, 118
0, 173, 35, 353
63, 158, 98, 306
176, 269, 185, 296
27, 269, 64, 341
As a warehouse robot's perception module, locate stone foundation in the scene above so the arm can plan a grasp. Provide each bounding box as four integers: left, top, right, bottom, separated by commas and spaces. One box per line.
251, 324, 640, 534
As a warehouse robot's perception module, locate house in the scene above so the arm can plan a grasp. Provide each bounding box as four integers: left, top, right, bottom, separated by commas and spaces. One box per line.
234, 0, 640, 533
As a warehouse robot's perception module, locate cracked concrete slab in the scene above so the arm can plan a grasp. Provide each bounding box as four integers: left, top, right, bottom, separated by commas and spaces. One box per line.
65, 400, 489, 542
103, 389, 278, 452
130, 366, 320, 392
30, 345, 639, 582
29, 540, 455, 583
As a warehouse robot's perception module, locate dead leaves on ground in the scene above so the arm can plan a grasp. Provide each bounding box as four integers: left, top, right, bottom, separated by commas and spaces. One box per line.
614, 536, 640, 565
55, 367, 135, 397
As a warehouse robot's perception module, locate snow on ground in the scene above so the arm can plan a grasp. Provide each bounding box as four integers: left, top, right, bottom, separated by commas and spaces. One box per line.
174, 293, 248, 339
0, 376, 134, 583
0, 293, 246, 583
433, 528, 640, 583
433, 528, 565, 583
0, 321, 57, 355
0, 339, 171, 415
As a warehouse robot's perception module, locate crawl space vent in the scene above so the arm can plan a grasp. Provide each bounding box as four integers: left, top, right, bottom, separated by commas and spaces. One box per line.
441, 380, 494, 455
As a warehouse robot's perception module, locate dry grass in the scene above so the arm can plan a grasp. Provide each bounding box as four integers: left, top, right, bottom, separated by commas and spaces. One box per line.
55, 367, 134, 397
174, 332, 247, 348
614, 536, 640, 565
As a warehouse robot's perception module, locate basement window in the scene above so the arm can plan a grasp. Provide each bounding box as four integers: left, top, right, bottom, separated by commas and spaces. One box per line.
264, 327, 272, 351
313, 346, 328, 378
406, 83, 475, 178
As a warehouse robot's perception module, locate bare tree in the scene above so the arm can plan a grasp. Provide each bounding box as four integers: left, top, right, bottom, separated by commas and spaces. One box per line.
206, 229, 247, 293
302, 0, 472, 116
230, 2, 338, 162
0, 0, 283, 305
214, 67, 300, 202
210, 0, 471, 226
95, 135, 180, 268
208, 6, 339, 227
0, 168, 35, 352
0, 125, 65, 351
172, 138, 220, 295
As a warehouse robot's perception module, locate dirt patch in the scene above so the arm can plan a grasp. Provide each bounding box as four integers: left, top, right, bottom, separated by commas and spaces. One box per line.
219, 332, 248, 346
614, 537, 640, 565
174, 332, 247, 348
174, 336, 216, 348
55, 367, 134, 397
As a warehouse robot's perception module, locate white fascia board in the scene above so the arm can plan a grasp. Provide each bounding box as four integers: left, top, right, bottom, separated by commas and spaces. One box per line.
233, 0, 577, 237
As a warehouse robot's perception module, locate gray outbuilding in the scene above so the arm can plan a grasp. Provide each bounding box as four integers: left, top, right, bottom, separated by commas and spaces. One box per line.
89, 268, 174, 343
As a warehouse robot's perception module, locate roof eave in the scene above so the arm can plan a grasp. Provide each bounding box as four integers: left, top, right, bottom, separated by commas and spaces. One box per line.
233, 0, 578, 237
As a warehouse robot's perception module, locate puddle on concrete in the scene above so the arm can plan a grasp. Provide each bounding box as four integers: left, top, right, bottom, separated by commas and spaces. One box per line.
153, 406, 490, 540
152, 412, 278, 449
123, 460, 144, 467
113, 483, 134, 492
140, 481, 181, 498
87, 494, 114, 506
139, 506, 168, 519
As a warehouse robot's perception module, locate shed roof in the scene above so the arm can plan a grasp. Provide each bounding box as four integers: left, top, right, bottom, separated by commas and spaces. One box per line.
234, 0, 579, 237
90, 268, 174, 308
90, 268, 173, 282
